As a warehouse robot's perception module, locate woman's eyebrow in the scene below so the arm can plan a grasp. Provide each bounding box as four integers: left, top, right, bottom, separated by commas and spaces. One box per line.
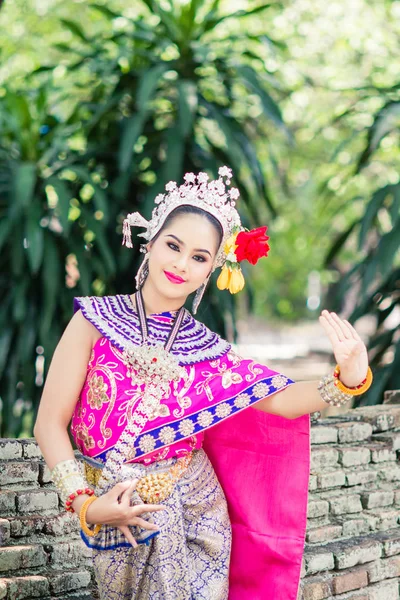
165, 234, 212, 257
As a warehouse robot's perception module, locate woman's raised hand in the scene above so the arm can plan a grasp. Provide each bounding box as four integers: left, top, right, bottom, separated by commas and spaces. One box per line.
319, 310, 369, 388
85, 479, 165, 548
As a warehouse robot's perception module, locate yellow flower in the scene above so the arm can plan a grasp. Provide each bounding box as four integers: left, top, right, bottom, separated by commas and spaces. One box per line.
217, 265, 231, 290
228, 268, 245, 294
224, 233, 238, 256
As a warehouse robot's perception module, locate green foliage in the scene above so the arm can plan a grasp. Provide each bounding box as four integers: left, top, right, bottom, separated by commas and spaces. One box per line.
325, 98, 400, 406
0, 0, 290, 436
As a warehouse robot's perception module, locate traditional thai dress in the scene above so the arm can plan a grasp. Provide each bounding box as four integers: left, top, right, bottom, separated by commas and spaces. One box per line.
70, 294, 310, 600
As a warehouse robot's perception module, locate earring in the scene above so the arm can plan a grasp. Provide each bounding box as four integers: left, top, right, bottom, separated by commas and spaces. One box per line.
135, 254, 149, 290
192, 275, 210, 315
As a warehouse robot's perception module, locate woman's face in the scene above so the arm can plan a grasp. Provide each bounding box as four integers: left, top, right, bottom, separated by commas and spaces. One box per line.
146, 213, 221, 301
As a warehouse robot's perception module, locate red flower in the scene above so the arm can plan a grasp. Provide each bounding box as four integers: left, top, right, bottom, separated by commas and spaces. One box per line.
234, 226, 270, 265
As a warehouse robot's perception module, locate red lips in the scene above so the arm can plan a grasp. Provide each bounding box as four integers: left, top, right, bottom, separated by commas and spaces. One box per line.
164, 270, 186, 284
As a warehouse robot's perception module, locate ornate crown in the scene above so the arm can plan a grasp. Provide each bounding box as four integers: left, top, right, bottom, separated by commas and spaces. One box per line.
122, 166, 270, 297
122, 166, 242, 268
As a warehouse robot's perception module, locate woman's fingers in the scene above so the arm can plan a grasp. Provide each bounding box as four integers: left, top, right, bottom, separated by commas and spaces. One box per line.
319, 311, 343, 344
118, 480, 139, 504
132, 517, 160, 530
330, 312, 353, 340
118, 525, 138, 548
132, 504, 166, 515
343, 320, 364, 343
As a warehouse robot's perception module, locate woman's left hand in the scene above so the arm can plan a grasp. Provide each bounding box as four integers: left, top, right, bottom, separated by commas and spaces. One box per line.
319, 310, 369, 387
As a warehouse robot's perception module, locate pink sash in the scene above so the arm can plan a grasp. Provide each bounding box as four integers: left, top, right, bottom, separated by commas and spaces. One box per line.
204, 407, 310, 600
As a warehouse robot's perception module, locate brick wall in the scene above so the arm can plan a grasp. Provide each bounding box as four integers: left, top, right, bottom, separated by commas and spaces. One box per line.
0, 396, 399, 600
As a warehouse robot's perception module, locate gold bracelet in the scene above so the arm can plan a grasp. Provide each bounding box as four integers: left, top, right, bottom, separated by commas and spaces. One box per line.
334, 365, 373, 396
79, 496, 102, 537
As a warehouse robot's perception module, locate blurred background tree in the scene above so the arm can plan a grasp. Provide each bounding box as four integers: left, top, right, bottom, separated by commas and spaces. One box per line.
0, 0, 399, 436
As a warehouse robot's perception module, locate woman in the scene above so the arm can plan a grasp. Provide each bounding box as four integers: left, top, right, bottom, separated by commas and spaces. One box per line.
34, 167, 372, 600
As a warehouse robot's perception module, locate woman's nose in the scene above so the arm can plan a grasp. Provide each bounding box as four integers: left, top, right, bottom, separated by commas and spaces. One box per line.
173, 254, 189, 272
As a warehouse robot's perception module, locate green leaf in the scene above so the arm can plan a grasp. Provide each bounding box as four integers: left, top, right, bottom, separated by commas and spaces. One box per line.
48, 177, 72, 235
177, 80, 197, 138
12, 163, 37, 211
90, 4, 120, 19
235, 65, 288, 134
119, 111, 148, 172
26, 206, 44, 274
202, 4, 274, 33
60, 18, 90, 43
358, 185, 393, 250
40, 234, 60, 339
325, 221, 358, 265
376, 219, 400, 275
357, 101, 400, 171
80, 207, 116, 275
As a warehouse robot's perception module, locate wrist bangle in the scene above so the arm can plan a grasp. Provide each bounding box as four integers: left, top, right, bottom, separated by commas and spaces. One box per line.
51, 459, 90, 507
79, 496, 102, 537
65, 487, 95, 513
333, 365, 373, 396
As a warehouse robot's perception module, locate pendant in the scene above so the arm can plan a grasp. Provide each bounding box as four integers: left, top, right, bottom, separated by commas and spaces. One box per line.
122, 343, 185, 420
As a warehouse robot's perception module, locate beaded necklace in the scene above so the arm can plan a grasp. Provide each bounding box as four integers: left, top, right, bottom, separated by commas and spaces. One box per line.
95, 289, 187, 492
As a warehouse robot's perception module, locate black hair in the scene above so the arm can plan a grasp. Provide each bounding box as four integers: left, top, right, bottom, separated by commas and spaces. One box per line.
150, 205, 223, 248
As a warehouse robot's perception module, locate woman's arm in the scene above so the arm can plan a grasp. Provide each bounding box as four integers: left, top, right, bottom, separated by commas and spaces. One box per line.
33, 309, 98, 510
253, 380, 331, 419
253, 310, 369, 419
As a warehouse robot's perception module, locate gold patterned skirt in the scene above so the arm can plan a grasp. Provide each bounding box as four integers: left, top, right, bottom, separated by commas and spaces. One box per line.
91, 449, 232, 600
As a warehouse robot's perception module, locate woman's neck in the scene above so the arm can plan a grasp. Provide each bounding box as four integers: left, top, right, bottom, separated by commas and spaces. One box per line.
136, 280, 187, 316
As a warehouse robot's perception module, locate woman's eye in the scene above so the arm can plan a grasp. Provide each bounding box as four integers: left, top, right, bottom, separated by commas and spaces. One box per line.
167, 242, 179, 251
194, 255, 206, 263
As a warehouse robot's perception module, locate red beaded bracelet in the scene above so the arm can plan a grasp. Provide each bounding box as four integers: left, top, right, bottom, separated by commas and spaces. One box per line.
65, 487, 95, 513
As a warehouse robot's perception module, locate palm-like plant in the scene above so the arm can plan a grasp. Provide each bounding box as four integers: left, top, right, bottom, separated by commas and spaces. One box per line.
325, 100, 400, 405
1, 0, 291, 436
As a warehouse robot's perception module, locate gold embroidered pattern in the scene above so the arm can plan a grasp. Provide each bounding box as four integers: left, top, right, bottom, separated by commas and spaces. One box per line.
88, 374, 109, 410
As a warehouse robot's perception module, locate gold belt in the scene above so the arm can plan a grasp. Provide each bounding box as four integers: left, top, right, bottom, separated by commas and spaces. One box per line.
84, 452, 193, 504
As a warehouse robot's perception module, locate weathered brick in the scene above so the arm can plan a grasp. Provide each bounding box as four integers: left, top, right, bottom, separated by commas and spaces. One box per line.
329, 494, 363, 515
6, 575, 49, 599
369, 443, 397, 463
308, 499, 330, 519
338, 446, 371, 467
381, 531, 400, 557
43, 511, 79, 536
361, 490, 394, 510
20, 439, 43, 460
331, 566, 368, 594
0, 520, 10, 547
49, 569, 91, 594
345, 467, 377, 487
341, 518, 370, 538
38, 462, 52, 485
336, 422, 372, 444
303, 548, 335, 575
378, 465, 400, 481
317, 469, 345, 490
367, 555, 400, 582
367, 578, 400, 600
364, 508, 399, 531
0, 545, 47, 572
348, 405, 400, 431
0, 491, 16, 516
0, 440, 22, 460
328, 538, 382, 569
309, 475, 318, 491
300, 574, 332, 600
0, 580, 7, 599
310, 447, 339, 472
0, 462, 39, 486
306, 524, 342, 544
373, 431, 400, 450
16, 489, 59, 514
46, 540, 92, 568
311, 425, 338, 445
